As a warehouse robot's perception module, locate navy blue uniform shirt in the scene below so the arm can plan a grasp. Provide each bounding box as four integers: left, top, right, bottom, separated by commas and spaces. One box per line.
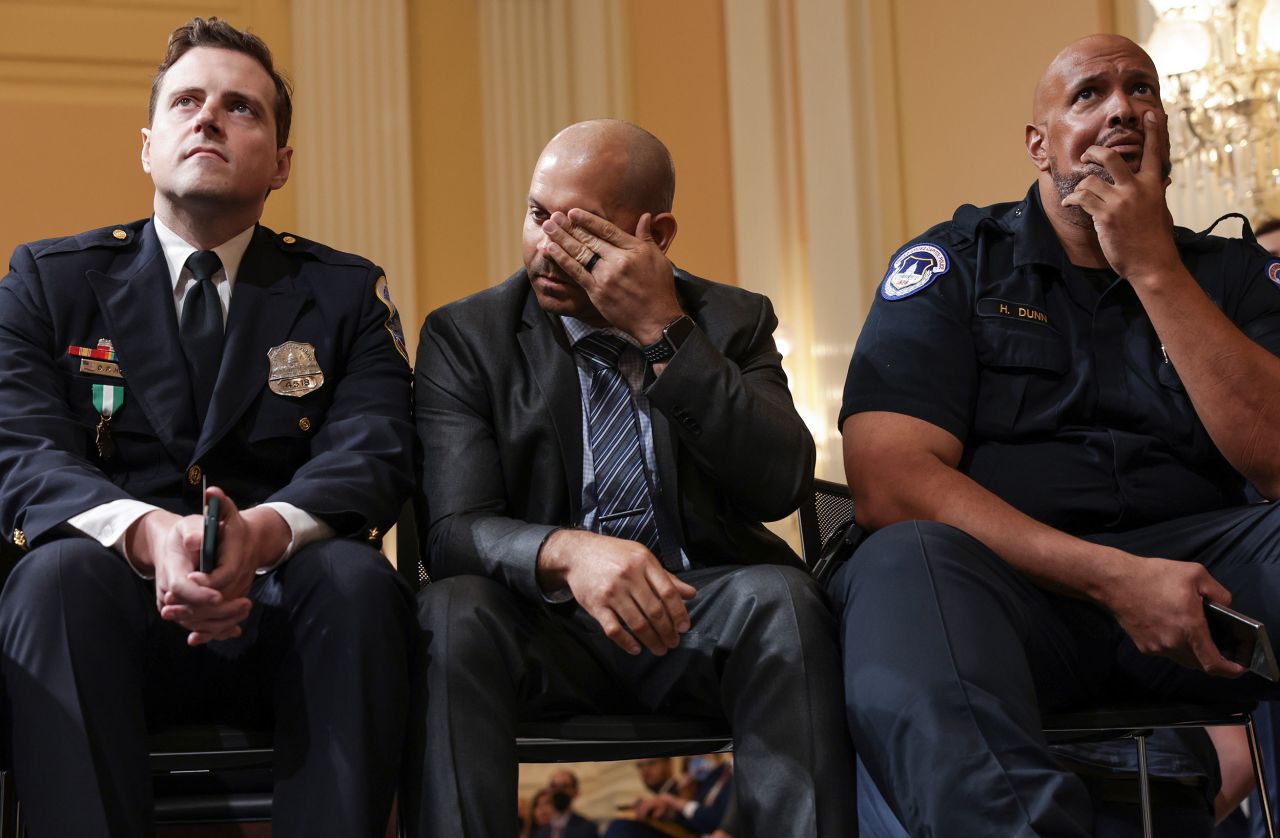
843, 183, 1280, 535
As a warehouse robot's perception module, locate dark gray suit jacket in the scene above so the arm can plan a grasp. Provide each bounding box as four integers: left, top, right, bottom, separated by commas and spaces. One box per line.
414, 267, 814, 600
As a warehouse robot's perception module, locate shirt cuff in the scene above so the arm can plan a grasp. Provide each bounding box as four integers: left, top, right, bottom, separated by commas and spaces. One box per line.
536, 526, 574, 604
681, 801, 699, 821
67, 498, 162, 579
257, 502, 334, 573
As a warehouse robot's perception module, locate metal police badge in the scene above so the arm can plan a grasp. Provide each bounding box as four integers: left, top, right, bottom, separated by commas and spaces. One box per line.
881, 243, 951, 300
267, 341, 325, 397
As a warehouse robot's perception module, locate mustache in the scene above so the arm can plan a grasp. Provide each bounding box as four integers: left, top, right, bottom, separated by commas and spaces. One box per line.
1097, 126, 1143, 148
530, 256, 571, 280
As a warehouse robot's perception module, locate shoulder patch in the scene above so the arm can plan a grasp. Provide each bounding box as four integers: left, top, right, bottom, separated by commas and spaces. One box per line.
374, 275, 409, 363
1266, 259, 1280, 288
881, 243, 951, 300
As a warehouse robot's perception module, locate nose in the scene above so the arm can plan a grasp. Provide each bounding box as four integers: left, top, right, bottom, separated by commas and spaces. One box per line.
1106, 90, 1140, 128
193, 102, 223, 136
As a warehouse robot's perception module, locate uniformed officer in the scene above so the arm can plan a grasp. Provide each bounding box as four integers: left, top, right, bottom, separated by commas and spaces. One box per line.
0, 18, 415, 837
833, 34, 1280, 836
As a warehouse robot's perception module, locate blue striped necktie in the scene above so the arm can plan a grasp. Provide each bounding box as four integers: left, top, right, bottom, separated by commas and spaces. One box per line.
575, 333, 661, 554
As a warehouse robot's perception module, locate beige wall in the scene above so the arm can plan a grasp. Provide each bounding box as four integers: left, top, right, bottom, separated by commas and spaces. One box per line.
408, 0, 486, 316
627, 0, 737, 284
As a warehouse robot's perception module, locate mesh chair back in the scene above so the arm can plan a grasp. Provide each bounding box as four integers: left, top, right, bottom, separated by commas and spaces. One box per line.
799, 479, 857, 581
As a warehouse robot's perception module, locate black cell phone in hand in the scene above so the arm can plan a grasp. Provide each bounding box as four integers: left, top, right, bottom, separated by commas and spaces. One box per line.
201, 495, 220, 574
1206, 601, 1279, 682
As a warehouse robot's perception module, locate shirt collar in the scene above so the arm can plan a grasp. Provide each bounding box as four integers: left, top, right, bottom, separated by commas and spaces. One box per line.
153, 215, 256, 292
1009, 182, 1068, 270
560, 315, 641, 349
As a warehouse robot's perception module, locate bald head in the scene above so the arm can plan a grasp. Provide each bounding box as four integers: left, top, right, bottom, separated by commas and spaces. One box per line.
535, 119, 676, 215
1032, 34, 1157, 124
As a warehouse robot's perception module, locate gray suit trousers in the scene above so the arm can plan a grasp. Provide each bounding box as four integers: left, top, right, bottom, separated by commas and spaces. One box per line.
405, 563, 856, 838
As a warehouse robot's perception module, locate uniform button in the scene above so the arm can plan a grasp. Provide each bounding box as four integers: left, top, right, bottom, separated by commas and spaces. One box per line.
12, 529, 26, 549
281, 235, 297, 245
187, 464, 203, 486
112, 228, 127, 240
298, 417, 312, 432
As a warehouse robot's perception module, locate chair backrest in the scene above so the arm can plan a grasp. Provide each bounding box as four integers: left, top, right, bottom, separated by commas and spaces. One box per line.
798, 478, 855, 566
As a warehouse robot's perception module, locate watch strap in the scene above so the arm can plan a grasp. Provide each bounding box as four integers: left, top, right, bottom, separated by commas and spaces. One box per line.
642, 315, 694, 364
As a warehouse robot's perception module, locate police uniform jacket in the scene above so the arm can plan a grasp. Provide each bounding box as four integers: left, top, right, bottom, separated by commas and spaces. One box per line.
843, 183, 1280, 535
0, 218, 414, 550
415, 268, 814, 600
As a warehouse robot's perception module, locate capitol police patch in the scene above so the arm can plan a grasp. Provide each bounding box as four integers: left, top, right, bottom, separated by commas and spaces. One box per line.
881, 243, 951, 300
1267, 259, 1280, 288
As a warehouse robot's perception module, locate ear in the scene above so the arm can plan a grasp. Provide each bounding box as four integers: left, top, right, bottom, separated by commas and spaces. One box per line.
649, 212, 678, 253
1026, 122, 1050, 173
140, 127, 152, 174
270, 146, 293, 192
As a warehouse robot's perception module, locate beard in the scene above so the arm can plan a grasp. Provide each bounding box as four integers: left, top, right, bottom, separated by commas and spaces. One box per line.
1048, 156, 1115, 229
1051, 159, 1114, 203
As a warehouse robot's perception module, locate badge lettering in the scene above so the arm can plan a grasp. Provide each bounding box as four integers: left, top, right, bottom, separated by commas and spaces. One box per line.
977, 298, 1055, 330
79, 359, 123, 379
267, 341, 325, 397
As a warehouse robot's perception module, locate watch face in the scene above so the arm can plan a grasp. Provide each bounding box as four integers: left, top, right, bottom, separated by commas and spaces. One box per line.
665, 315, 695, 346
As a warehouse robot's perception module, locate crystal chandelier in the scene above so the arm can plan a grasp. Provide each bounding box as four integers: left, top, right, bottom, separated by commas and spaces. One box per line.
1146, 0, 1280, 218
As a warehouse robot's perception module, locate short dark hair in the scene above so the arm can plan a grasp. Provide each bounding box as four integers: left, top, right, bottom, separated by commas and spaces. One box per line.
149, 17, 292, 148
1256, 217, 1280, 238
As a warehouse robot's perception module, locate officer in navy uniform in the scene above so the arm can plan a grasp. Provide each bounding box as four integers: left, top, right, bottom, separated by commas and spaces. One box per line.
0, 18, 415, 838
832, 34, 1280, 837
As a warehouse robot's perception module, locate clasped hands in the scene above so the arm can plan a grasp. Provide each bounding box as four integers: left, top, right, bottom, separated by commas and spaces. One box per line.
125, 486, 290, 646
537, 529, 696, 658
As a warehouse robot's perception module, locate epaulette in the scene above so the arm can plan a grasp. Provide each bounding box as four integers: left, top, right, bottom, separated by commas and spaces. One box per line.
272, 231, 374, 269
27, 223, 140, 260
951, 198, 1026, 247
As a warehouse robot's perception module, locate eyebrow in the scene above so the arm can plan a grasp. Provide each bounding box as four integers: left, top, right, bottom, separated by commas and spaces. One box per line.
1071, 69, 1159, 92
167, 85, 269, 109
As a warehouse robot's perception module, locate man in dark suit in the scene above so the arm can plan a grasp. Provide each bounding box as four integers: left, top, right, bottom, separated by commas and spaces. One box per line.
0, 18, 415, 837
408, 119, 855, 837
